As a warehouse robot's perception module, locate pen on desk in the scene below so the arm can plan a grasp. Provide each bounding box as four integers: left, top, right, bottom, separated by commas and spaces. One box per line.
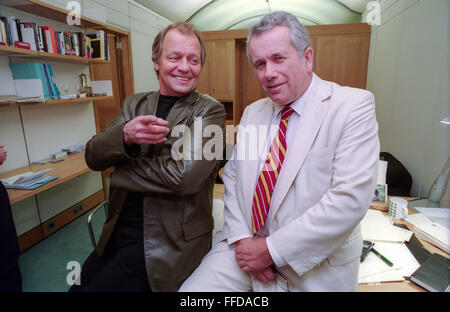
370, 248, 394, 267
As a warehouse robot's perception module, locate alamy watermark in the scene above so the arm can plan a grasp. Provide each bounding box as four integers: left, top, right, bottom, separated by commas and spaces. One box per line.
364, 1, 381, 26
66, 260, 81, 286
170, 117, 283, 165
66, 1, 81, 26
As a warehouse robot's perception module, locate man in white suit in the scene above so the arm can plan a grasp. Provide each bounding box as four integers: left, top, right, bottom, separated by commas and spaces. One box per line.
180, 11, 379, 292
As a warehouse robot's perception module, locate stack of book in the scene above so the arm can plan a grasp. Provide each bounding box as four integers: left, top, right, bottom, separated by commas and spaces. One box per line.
0, 15, 108, 60
9, 62, 60, 101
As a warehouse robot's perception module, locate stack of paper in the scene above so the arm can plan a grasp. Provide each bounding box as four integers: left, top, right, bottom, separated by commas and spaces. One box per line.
1, 168, 57, 189
358, 241, 420, 284
361, 209, 413, 242
359, 210, 419, 284
406, 212, 449, 253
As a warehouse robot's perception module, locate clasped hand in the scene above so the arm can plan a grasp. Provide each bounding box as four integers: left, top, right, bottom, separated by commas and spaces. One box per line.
123, 115, 170, 145
234, 236, 276, 283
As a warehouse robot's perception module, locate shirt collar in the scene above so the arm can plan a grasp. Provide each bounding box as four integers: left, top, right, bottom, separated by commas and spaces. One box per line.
274, 74, 316, 118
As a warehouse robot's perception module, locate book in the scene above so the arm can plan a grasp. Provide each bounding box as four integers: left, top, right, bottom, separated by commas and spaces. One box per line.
86, 30, 107, 60
41, 63, 55, 99
394, 224, 431, 265
44, 64, 61, 99
7, 17, 20, 44
414, 222, 449, 253
19, 23, 37, 50
0, 16, 12, 45
410, 253, 450, 292
0, 19, 6, 45
9, 62, 51, 100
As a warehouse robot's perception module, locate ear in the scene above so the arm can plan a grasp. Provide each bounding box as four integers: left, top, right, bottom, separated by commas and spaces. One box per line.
303, 47, 314, 72
153, 58, 159, 72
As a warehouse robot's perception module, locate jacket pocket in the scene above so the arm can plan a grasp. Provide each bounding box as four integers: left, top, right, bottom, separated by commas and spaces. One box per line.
183, 217, 214, 241
327, 232, 363, 267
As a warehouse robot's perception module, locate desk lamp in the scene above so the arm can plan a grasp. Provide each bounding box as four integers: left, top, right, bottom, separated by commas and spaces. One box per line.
409, 116, 450, 211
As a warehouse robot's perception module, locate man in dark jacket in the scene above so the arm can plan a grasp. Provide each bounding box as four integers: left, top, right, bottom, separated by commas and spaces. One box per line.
70, 23, 226, 292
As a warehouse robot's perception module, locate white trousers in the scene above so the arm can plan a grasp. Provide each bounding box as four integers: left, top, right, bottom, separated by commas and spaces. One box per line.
179, 240, 359, 292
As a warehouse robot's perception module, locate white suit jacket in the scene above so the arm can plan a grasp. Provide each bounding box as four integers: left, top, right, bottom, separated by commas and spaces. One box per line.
216, 74, 380, 290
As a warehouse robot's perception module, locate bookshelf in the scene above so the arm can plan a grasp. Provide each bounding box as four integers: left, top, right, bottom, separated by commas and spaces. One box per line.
11, 0, 129, 37
0, 0, 134, 252
1, 96, 113, 107
0, 45, 110, 63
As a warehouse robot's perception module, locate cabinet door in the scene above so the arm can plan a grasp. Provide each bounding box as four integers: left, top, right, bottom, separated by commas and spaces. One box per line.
314, 35, 369, 89
197, 40, 213, 96
211, 40, 234, 101
197, 39, 234, 101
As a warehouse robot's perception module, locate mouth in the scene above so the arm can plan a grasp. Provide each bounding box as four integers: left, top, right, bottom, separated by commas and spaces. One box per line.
174, 76, 190, 82
266, 82, 285, 91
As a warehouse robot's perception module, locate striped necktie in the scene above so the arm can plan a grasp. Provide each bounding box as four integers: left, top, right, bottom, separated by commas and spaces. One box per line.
252, 106, 295, 233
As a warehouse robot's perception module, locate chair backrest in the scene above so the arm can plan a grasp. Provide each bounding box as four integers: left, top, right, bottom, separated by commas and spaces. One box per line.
380, 152, 412, 196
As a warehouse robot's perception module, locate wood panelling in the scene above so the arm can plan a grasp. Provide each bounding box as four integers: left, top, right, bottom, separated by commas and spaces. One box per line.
314, 34, 370, 89
201, 23, 371, 125
198, 40, 235, 101
18, 225, 43, 253
237, 39, 265, 116
41, 190, 104, 237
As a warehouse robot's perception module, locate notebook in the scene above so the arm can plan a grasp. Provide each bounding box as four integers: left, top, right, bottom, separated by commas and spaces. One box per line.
410, 253, 450, 292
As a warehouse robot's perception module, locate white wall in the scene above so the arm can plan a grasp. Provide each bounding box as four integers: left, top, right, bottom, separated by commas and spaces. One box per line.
128, 1, 171, 92
365, 0, 450, 199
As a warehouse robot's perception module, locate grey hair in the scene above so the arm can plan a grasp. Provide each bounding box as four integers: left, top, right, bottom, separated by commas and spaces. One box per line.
246, 11, 311, 64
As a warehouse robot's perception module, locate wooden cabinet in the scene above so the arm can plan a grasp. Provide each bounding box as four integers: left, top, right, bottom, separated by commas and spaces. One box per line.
198, 39, 235, 101
197, 39, 236, 124
0, 0, 133, 252
200, 24, 371, 128
313, 34, 369, 90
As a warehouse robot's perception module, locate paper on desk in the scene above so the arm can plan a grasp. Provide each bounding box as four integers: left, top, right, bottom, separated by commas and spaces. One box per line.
358, 241, 420, 284
407, 213, 450, 253
361, 210, 413, 242
415, 208, 450, 228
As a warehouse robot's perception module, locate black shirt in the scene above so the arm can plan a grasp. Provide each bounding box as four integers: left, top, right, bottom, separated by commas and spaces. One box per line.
114, 94, 180, 246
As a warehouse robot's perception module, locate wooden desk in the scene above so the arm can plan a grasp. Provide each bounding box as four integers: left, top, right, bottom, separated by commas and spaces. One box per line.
0, 151, 90, 204
212, 185, 449, 292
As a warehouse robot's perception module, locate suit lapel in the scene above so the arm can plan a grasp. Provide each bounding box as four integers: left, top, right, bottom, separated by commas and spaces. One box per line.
270, 74, 332, 217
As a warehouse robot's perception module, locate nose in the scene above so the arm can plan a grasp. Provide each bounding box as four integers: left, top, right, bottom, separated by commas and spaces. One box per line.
264, 62, 277, 81
178, 58, 189, 72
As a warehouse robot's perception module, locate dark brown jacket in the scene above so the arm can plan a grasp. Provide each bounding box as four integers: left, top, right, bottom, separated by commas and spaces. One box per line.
85, 90, 226, 291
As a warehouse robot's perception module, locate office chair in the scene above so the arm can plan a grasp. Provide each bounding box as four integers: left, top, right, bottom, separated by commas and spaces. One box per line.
380, 152, 413, 196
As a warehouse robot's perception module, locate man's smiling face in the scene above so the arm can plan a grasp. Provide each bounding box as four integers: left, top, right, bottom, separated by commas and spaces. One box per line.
154, 28, 202, 97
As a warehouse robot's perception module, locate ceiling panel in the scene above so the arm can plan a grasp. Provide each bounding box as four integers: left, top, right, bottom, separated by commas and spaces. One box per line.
134, 0, 370, 30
